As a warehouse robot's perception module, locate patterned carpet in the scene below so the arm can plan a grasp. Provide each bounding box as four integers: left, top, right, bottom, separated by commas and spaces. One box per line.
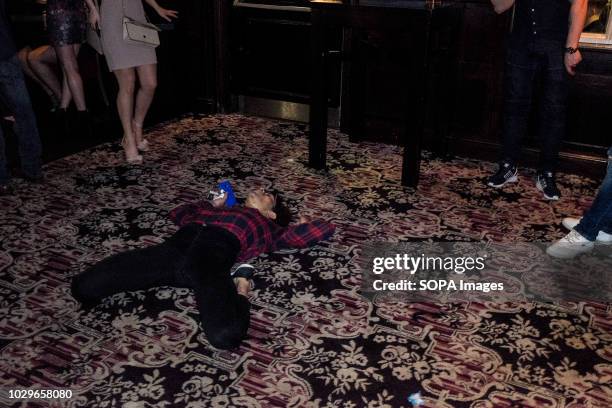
0, 114, 610, 408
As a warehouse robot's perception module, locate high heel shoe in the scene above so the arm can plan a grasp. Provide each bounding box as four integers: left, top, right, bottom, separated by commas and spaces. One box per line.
121, 135, 143, 165
132, 119, 150, 152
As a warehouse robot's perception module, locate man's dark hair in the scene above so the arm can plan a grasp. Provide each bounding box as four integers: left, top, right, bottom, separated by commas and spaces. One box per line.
273, 193, 292, 227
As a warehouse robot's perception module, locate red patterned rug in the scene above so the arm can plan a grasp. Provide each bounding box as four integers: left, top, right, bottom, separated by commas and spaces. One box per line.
0, 114, 610, 407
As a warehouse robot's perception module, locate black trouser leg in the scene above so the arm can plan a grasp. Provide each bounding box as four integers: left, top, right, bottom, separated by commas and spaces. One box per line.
71, 223, 200, 307
500, 47, 537, 165
181, 225, 251, 350
537, 43, 568, 172
71, 223, 251, 350
0, 56, 43, 184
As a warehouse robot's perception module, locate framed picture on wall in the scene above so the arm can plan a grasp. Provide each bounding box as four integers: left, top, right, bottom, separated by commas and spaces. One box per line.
581, 0, 612, 45
233, 0, 311, 12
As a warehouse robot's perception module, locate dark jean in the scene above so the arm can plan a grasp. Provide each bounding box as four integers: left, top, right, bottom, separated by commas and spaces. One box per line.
0, 55, 42, 185
501, 41, 569, 172
575, 149, 612, 241
71, 224, 251, 350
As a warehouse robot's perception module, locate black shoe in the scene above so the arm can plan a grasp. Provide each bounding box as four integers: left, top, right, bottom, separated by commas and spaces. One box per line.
536, 171, 561, 200
487, 161, 518, 188
0, 184, 13, 196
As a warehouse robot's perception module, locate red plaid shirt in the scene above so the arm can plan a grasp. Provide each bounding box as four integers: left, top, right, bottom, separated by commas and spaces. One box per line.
169, 201, 335, 262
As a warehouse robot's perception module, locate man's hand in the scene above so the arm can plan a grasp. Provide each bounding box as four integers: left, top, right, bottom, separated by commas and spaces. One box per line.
490, 0, 515, 14
565, 0, 588, 75
211, 193, 228, 208
234, 277, 251, 297
565, 50, 582, 75
298, 214, 311, 224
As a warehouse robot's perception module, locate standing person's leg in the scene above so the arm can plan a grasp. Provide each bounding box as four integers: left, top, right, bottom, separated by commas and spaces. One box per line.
0, 56, 43, 181
113, 68, 142, 163
27, 46, 65, 107
181, 226, 251, 350
533, 43, 568, 200
55, 44, 86, 111
574, 157, 612, 240
488, 47, 537, 187
0, 106, 8, 191
71, 223, 202, 307
17, 47, 57, 108
501, 48, 537, 166
538, 46, 568, 173
59, 72, 72, 110
132, 64, 157, 150
548, 157, 612, 258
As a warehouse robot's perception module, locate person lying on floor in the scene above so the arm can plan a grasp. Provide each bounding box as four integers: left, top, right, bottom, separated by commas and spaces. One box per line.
71, 186, 335, 349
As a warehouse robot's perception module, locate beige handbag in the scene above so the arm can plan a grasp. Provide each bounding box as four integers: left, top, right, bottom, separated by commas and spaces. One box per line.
122, 0, 161, 48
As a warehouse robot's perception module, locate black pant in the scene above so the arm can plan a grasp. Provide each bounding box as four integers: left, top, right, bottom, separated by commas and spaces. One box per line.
501, 41, 569, 172
71, 223, 250, 350
0, 55, 42, 185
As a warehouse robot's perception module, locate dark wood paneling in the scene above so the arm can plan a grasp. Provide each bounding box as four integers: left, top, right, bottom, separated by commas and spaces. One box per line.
451, 1, 507, 144
230, 5, 342, 105
567, 47, 612, 152
354, 1, 609, 176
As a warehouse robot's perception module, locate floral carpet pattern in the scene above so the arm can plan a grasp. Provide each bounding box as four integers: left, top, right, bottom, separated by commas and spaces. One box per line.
0, 114, 610, 408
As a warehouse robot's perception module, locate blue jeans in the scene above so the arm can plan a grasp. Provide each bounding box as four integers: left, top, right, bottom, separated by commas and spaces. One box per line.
575, 147, 612, 241
501, 41, 568, 172
0, 55, 42, 185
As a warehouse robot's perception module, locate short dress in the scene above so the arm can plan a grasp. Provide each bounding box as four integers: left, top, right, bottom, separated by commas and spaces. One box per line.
100, 0, 157, 71
47, 0, 87, 47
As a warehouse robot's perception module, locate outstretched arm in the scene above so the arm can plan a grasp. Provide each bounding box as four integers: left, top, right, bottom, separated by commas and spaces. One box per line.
276, 220, 336, 249
490, 0, 514, 14
143, 0, 179, 22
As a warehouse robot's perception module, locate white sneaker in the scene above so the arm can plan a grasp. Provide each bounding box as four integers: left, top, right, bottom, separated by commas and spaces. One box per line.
561, 217, 612, 243
547, 230, 595, 259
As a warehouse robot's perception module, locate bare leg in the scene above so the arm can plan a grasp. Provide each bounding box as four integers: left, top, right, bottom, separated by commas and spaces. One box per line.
17, 48, 48, 93
133, 64, 157, 148
59, 73, 72, 109
27, 46, 66, 107
113, 67, 142, 163
55, 44, 86, 111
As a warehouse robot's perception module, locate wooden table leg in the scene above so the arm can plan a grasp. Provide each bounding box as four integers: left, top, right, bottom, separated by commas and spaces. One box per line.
401, 125, 422, 187
401, 23, 430, 188
309, 11, 328, 170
